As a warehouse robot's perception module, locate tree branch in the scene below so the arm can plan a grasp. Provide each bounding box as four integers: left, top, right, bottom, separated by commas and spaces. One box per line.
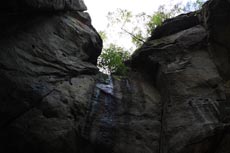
121, 27, 145, 43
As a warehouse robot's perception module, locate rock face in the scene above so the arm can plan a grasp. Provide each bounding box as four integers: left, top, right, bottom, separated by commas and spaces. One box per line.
1, 0, 87, 11
83, 73, 161, 153
0, 0, 102, 153
1, 0, 230, 153
130, 0, 230, 152
205, 0, 230, 79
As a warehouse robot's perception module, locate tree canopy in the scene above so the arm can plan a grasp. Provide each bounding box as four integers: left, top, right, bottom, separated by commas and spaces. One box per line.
98, 0, 207, 75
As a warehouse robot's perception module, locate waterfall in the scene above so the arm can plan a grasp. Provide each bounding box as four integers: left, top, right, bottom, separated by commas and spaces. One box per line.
84, 74, 116, 152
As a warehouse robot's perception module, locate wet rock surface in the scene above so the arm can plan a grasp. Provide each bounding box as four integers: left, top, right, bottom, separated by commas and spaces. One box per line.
83, 73, 161, 153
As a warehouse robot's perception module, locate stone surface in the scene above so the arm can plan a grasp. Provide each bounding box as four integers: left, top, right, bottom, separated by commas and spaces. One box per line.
149, 12, 200, 40
83, 73, 161, 153
1, 0, 230, 152
0, 0, 87, 11
203, 0, 230, 125
0, 1, 102, 153
0, 76, 97, 153
130, 2, 230, 152
205, 0, 230, 79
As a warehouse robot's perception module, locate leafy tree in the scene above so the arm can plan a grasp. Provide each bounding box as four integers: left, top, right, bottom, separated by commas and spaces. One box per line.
105, 0, 206, 48
98, 31, 107, 42
98, 0, 207, 75
98, 44, 130, 75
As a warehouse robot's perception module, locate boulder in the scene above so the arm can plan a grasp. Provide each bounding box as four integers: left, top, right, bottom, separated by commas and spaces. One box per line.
0, 0, 87, 12
149, 12, 200, 40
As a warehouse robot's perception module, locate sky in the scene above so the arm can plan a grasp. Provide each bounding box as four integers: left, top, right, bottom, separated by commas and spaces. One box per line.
84, 0, 172, 31
83, 0, 204, 51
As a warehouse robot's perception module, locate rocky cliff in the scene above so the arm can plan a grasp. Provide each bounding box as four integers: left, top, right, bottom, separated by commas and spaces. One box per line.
0, 0, 230, 153
130, 0, 230, 152
0, 1, 102, 153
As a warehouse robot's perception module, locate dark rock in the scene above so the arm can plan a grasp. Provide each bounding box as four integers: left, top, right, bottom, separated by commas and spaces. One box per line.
149, 12, 200, 40
84, 74, 161, 153
214, 131, 230, 153
0, 1, 102, 153
0, 76, 97, 153
132, 25, 207, 80
130, 2, 230, 151
204, 0, 230, 79
0, 0, 87, 12
1, 0, 230, 152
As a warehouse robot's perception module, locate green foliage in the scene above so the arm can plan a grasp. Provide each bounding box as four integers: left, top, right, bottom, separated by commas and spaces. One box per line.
131, 30, 145, 48
98, 0, 207, 75
98, 31, 107, 41
98, 44, 130, 75
146, 8, 170, 34
106, 0, 206, 47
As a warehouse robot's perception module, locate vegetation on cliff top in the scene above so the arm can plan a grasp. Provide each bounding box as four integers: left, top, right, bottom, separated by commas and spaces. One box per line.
98, 0, 206, 75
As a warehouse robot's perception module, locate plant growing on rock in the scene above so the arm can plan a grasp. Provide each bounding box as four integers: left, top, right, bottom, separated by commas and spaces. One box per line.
98, 43, 130, 75
98, 0, 206, 75
105, 0, 206, 48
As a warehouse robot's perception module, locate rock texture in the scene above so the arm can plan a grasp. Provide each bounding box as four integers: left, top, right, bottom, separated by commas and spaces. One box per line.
0, 0, 102, 153
83, 73, 161, 153
1, 0, 230, 153
205, 0, 230, 79
1, 0, 87, 11
130, 0, 230, 152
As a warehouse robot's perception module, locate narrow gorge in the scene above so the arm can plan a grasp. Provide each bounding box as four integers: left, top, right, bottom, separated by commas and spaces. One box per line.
0, 0, 230, 153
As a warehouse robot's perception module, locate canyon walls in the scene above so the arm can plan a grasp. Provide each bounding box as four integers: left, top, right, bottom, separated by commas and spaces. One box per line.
0, 0, 230, 153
